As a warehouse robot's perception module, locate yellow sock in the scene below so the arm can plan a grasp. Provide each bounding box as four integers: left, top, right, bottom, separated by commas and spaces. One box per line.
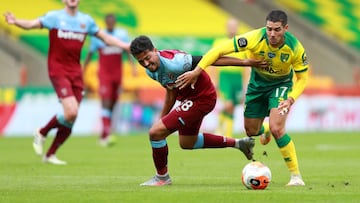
223, 115, 233, 138
276, 134, 300, 175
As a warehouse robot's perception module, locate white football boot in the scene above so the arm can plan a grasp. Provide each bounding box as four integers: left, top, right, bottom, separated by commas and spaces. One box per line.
33, 128, 45, 156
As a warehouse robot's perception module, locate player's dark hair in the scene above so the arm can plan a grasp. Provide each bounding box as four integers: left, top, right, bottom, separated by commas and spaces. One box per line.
130, 35, 155, 55
266, 10, 288, 26
105, 13, 115, 21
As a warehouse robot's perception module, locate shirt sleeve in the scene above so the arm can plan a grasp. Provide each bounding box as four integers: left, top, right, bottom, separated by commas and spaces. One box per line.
233, 28, 264, 52
87, 15, 99, 36
39, 11, 58, 29
288, 44, 309, 100
122, 30, 130, 43
197, 38, 236, 69
146, 69, 156, 81
89, 36, 99, 52
198, 28, 262, 69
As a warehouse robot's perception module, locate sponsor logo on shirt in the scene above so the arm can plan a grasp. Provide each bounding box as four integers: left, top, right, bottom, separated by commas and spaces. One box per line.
102, 46, 122, 55
57, 30, 85, 42
267, 52, 276, 58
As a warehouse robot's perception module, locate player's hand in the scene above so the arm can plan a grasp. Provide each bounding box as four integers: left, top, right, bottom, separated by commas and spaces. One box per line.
176, 67, 202, 90
278, 97, 294, 115
3, 12, 16, 24
247, 59, 268, 69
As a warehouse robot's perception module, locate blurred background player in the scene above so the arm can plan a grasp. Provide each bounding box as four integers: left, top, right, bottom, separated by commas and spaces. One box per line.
3, 0, 129, 165
177, 10, 308, 186
130, 35, 268, 186
83, 13, 136, 147
210, 17, 250, 138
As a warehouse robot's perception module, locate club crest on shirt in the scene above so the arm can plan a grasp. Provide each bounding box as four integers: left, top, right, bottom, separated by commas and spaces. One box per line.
61, 88, 68, 96
80, 23, 86, 29
280, 53, 289, 62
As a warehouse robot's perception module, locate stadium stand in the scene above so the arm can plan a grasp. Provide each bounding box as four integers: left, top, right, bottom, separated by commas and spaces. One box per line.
0, 31, 47, 86
275, 0, 360, 51
1, 0, 359, 135
0, 0, 238, 102
1, 0, 359, 94
273, 0, 360, 94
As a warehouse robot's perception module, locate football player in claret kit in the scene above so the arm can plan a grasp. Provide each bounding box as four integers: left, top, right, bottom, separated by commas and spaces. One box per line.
3, 0, 129, 165
130, 35, 268, 186
83, 13, 136, 147
177, 10, 308, 186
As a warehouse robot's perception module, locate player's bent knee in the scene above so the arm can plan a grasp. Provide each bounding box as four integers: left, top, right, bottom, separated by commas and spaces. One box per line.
179, 142, 194, 150
269, 126, 285, 138
148, 127, 166, 141
245, 128, 258, 137
148, 128, 158, 140
64, 111, 78, 122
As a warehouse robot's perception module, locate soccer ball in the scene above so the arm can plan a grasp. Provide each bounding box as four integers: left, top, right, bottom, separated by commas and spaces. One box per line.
241, 161, 272, 190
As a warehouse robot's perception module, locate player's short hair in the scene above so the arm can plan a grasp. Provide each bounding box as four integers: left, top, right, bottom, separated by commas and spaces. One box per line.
130, 35, 155, 55
105, 13, 115, 21
266, 10, 287, 26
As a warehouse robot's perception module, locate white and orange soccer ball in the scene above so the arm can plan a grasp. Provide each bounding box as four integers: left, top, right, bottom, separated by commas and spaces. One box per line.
242, 161, 272, 190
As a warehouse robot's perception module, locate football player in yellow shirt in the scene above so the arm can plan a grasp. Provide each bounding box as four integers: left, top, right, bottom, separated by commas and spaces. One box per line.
211, 18, 250, 138
177, 10, 308, 186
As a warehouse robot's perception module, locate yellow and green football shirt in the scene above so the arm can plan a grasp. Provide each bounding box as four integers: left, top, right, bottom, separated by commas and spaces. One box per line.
212, 37, 248, 104
212, 37, 247, 74
199, 27, 309, 100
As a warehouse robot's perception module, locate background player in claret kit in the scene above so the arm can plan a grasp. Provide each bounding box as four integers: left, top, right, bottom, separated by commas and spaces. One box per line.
3, 0, 129, 165
211, 17, 251, 138
83, 13, 136, 147
177, 10, 308, 186
130, 35, 268, 186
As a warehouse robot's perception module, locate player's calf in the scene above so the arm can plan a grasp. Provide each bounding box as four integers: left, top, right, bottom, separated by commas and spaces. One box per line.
259, 122, 272, 145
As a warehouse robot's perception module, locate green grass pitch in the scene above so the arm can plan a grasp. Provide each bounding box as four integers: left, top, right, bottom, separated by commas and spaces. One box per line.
0, 132, 359, 203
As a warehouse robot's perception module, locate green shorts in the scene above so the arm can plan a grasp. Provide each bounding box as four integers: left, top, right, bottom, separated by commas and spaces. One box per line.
244, 82, 292, 118
218, 71, 243, 105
